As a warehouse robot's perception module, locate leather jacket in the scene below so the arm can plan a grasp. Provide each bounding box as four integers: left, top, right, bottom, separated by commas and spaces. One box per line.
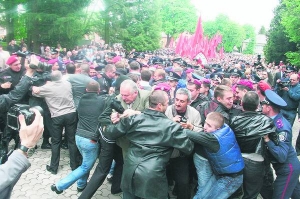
230, 111, 276, 153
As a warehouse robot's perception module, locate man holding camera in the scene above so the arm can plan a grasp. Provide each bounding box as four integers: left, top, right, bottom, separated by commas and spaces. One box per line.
0, 108, 44, 199
276, 72, 300, 127
165, 88, 202, 199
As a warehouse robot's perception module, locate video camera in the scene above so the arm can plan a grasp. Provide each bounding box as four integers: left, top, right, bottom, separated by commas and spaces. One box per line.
110, 99, 125, 114
278, 81, 290, 88
13, 51, 52, 72
7, 104, 43, 131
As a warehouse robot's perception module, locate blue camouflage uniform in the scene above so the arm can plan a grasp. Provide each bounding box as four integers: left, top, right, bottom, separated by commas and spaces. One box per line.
262, 90, 300, 199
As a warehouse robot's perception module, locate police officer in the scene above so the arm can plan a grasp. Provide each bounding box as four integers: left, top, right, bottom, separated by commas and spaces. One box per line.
261, 89, 300, 199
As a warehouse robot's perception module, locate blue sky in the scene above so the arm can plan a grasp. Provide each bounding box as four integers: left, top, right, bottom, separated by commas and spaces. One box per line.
191, 0, 280, 31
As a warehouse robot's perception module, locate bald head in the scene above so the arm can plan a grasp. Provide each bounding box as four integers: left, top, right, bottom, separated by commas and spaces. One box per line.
290, 74, 299, 86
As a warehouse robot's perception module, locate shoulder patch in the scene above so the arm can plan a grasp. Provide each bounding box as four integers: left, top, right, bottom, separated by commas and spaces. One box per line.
275, 118, 284, 129
278, 131, 287, 142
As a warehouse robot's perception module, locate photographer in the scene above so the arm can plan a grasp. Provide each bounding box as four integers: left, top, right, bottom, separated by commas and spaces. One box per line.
276, 70, 300, 126
164, 88, 202, 199
0, 108, 44, 199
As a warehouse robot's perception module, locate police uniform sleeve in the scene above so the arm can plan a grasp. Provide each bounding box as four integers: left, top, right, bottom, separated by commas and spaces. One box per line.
265, 131, 290, 163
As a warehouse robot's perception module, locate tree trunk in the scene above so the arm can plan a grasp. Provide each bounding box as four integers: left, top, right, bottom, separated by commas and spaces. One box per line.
5, 1, 15, 45
165, 34, 171, 48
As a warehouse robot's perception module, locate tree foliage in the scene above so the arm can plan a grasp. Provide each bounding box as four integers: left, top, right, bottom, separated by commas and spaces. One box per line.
258, 26, 266, 35
203, 14, 249, 53
161, 0, 197, 47
281, 0, 300, 66
243, 24, 256, 54
264, 3, 297, 65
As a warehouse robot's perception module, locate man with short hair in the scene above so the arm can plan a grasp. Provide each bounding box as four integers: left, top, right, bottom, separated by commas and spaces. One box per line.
97, 64, 116, 95
230, 91, 276, 199
198, 85, 241, 125
186, 80, 209, 109
32, 71, 80, 174
165, 88, 202, 199
68, 63, 94, 109
79, 79, 151, 198
103, 90, 194, 199
276, 73, 300, 126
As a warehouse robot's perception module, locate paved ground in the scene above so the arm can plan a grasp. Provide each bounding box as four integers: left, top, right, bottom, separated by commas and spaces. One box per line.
10, 118, 300, 199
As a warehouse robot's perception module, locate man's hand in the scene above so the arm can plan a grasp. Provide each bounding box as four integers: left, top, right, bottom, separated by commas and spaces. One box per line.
120, 109, 141, 118
111, 112, 120, 124
180, 122, 193, 130
19, 108, 44, 148
173, 115, 181, 123
30, 54, 39, 66
263, 134, 270, 143
1, 82, 12, 89
32, 86, 40, 94
282, 87, 289, 91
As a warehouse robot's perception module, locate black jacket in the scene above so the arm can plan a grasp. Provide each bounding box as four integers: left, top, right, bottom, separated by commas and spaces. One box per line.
76, 93, 106, 141
230, 111, 276, 153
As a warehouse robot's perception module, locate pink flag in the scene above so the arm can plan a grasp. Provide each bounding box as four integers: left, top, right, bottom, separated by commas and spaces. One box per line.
193, 17, 203, 46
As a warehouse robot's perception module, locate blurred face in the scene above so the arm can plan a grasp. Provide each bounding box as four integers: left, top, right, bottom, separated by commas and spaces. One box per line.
168, 79, 178, 88
217, 91, 233, 109
261, 72, 268, 79
120, 86, 138, 104
235, 88, 246, 101
230, 76, 239, 84
52, 62, 59, 71
10, 61, 21, 72
199, 84, 209, 95
89, 69, 97, 77
174, 94, 189, 113
106, 68, 116, 79
261, 103, 270, 116
204, 119, 219, 133
290, 74, 299, 86
153, 72, 163, 81
187, 84, 200, 100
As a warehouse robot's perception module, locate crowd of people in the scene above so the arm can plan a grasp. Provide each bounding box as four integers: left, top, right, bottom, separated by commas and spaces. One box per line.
0, 40, 300, 199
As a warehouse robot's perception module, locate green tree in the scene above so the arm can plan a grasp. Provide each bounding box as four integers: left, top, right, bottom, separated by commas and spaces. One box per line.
258, 26, 267, 35
264, 3, 297, 65
203, 14, 245, 52
281, 0, 300, 66
100, 0, 162, 51
161, 0, 197, 47
243, 24, 256, 54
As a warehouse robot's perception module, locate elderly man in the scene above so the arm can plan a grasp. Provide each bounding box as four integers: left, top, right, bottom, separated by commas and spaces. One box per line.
32, 71, 80, 174
276, 73, 300, 126
165, 88, 202, 199
103, 90, 194, 199
79, 79, 151, 199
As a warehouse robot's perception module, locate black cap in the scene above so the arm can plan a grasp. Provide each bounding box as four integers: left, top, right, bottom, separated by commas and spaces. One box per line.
107, 52, 117, 58
251, 75, 261, 83
229, 68, 242, 77
51, 49, 59, 54
167, 71, 181, 81
261, 90, 287, 108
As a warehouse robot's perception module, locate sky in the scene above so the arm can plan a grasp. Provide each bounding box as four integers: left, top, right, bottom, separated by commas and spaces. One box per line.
191, 0, 280, 32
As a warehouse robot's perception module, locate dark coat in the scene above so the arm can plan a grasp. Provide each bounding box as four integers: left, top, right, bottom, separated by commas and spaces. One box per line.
104, 109, 194, 199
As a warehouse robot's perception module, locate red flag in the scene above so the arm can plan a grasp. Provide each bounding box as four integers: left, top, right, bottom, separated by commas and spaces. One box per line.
193, 17, 203, 46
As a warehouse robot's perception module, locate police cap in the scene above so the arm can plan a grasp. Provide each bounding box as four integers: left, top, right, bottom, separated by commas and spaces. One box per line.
261, 89, 287, 108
